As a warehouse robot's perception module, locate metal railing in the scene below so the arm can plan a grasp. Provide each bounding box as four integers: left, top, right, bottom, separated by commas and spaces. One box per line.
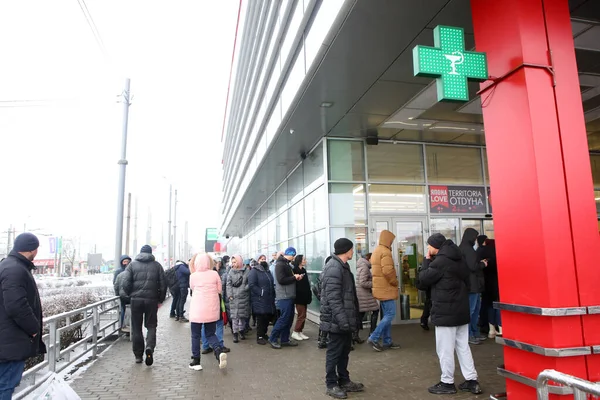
537, 369, 600, 400
14, 296, 121, 399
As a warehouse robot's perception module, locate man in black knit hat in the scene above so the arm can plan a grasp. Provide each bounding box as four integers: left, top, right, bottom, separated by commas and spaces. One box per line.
419, 233, 482, 395
320, 238, 364, 399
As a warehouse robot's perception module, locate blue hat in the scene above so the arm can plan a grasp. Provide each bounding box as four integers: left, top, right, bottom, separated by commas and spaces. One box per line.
13, 233, 40, 253
284, 247, 297, 257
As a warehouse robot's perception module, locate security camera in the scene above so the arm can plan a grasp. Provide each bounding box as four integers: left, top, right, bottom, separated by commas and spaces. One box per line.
225, 234, 230, 239
300, 152, 307, 160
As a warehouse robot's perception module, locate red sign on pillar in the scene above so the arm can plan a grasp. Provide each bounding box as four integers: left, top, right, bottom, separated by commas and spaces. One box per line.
471, 0, 600, 398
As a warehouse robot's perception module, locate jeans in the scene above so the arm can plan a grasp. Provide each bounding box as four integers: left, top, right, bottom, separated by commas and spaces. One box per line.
170, 290, 181, 317
256, 313, 272, 339
202, 318, 224, 350
325, 332, 352, 388
488, 306, 501, 326
177, 288, 188, 318
191, 322, 220, 360
369, 299, 395, 346
119, 298, 127, 327
0, 360, 25, 400
130, 298, 159, 357
270, 298, 295, 344
468, 293, 482, 338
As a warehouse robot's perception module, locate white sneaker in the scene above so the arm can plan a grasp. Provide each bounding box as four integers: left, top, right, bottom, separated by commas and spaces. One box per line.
488, 324, 496, 339
299, 332, 310, 340
291, 332, 304, 341
219, 352, 227, 369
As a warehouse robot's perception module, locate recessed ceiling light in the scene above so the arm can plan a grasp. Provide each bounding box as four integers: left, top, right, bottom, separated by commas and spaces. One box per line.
320, 101, 334, 108
407, 117, 414, 120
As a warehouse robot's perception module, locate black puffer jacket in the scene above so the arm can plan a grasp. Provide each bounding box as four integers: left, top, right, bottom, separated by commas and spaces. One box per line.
120, 253, 167, 303
319, 255, 359, 334
459, 228, 485, 293
419, 240, 470, 327
0, 251, 47, 362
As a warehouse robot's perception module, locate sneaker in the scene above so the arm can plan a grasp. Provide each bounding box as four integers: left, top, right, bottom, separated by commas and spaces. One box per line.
179, 317, 190, 323
145, 348, 153, 366
281, 341, 299, 347
300, 332, 310, 340
291, 332, 304, 341
476, 334, 487, 341
420, 322, 430, 331
367, 338, 384, 352
135, 356, 143, 364
218, 352, 228, 369
189, 357, 203, 371
469, 337, 481, 345
340, 381, 364, 392
326, 386, 348, 399
270, 341, 281, 349
257, 337, 267, 345
221, 346, 231, 353
428, 382, 457, 395
201, 348, 213, 355
383, 342, 401, 350
459, 380, 483, 394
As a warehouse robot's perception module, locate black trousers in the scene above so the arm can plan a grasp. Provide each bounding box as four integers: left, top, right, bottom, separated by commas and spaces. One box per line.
325, 332, 352, 388
421, 292, 432, 325
255, 313, 272, 339
130, 298, 159, 357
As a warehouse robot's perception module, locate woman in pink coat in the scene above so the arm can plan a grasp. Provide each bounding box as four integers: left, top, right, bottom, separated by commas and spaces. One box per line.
188, 253, 228, 371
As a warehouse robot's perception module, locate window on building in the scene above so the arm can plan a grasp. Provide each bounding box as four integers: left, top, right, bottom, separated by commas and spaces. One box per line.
328, 140, 365, 181
304, 186, 326, 233
329, 183, 366, 226
287, 165, 304, 205
367, 143, 425, 182
329, 227, 367, 273
304, 142, 324, 193
368, 185, 427, 214
430, 218, 459, 243
591, 154, 600, 188
426, 145, 484, 185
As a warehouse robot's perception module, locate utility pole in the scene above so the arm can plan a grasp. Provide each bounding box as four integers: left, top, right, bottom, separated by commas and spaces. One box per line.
125, 193, 132, 254
133, 196, 138, 254
184, 220, 189, 261
114, 78, 131, 269
173, 189, 177, 262
167, 185, 172, 267
146, 207, 152, 245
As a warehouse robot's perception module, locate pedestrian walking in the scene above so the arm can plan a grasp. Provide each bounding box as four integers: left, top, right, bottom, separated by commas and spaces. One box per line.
226, 255, 250, 343
0, 233, 46, 399
119, 245, 167, 366
113, 255, 131, 329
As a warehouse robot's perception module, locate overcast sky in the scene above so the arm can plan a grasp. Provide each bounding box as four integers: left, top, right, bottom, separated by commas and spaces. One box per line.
0, 1, 239, 260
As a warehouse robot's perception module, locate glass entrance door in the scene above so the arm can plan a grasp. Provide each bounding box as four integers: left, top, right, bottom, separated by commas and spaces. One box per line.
370, 217, 427, 323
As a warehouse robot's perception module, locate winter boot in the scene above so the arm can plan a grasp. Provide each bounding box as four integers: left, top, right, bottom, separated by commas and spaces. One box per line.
233, 333, 239, 343
189, 357, 202, 371
488, 324, 497, 339
239, 331, 246, 340
352, 331, 364, 344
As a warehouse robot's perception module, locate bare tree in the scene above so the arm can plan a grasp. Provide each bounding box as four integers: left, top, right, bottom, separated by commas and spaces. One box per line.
62, 239, 78, 276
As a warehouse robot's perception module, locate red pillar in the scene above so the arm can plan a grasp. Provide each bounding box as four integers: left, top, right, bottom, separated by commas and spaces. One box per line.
471, 0, 600, 398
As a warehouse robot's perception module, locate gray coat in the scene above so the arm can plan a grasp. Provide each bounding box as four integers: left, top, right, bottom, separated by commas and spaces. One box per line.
226, 267, 250, 319
274, 256, 296, 301
356, 258, 379, 312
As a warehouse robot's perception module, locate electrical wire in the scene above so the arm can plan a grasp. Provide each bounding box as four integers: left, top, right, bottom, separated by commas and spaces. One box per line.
75, 0, 109, 60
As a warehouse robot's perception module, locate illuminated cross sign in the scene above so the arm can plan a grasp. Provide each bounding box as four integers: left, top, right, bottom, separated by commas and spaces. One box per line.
413, 25, 488, 102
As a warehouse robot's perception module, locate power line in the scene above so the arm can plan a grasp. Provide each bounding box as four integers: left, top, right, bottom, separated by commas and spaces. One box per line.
75, 0, 109, 60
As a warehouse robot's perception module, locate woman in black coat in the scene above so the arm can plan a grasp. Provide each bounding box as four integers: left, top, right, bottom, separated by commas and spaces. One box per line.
247, 257, 276, 345
291, 255, 312, 341
478, 239, 501, 338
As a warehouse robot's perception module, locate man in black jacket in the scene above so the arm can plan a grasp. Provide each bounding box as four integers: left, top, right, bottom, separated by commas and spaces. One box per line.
320, 238, 364, 399
0, 233, 46, 398
419, 233, 482, 395
120, 245, 167, 366
113, 255, 131, 329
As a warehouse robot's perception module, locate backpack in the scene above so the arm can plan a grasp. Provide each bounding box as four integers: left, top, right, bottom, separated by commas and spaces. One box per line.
165, 266, 180, 293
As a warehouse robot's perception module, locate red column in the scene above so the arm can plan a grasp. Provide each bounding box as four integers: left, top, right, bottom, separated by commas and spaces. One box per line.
471, 0, 600, 398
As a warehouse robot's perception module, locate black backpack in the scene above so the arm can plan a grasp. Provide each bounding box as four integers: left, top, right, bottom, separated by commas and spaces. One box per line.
165, 266, 180, 293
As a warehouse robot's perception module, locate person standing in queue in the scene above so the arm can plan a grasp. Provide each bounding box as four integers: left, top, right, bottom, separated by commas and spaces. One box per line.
320, 238, 364, 399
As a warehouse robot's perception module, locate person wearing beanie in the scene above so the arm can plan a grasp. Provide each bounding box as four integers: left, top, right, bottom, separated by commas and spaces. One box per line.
119, 244, 167, 366
320, 238, 364, 398
419, 234, 482, 395
368, 229, 400, 352
269, 247, 302, 349
114, 255, 132, 329
0, 233, 46, 398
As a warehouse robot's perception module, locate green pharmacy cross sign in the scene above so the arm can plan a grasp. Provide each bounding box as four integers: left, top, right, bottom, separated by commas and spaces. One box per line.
413, 25, 488, 102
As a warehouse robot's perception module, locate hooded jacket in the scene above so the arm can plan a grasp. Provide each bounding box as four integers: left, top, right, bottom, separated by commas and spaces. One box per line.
371, 230, 399, 301
292, 260, 312, 306
113, 255, 131, 296
247, 261, 276, 315
175, 261, 191, 289
419, 240, 470, 327
356, 257, 379, 312
478, 240, 499, 302
459, 228, 485, 293
226, 266, 250, 319
189, 254, 221, 323
319, 255, 359, 333
0, 251, 47, 362
119, 252, 167, 303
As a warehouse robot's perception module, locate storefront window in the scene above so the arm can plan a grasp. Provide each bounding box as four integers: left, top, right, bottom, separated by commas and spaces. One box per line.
277, 211, 288, 242
305, 229, 328, 272
483, 149, 489, 184
426, 145, 484, 184
368, 185, 427, 214
304, 186, 326, 232
329, 227, 367, 272
288, 236, 305, 257
288, 165, 304, 205
430, 218, 459, 243
329, 183, 366, 226
328, 140, 365, 181
304, 142, 324, 193
461, 219, 483, 239
483, 220, 495, 239
288, 201, 304, 238
276, 181, 288, 214
367, 143, 424, 182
